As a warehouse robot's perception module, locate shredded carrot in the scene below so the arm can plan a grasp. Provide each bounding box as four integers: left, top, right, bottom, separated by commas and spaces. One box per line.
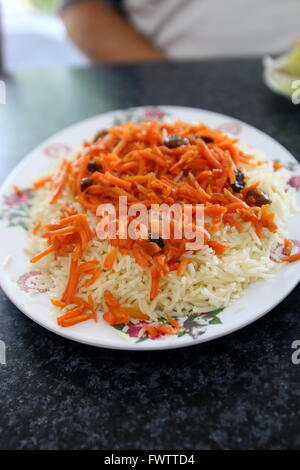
101, 292, 176, 334
84, 267, 102, 287
165, 313, 180, 329
32, 176, 52, 191
156, 324, 177, 335
104, 290, 121, 313
77, 260, 99, 274
60, 313, 93, 327
224, 188, 248, 207
228, 167, 236, 185
283, 239, 294, 257
176, 258, 192, 276
61, 245, 81, 304
73, 297, 89, 308
226, 202, 248, 212
197, 140, 222, 169
144, 325, 159, 338
30, 120, 287, 325
49, 160, 70, 204
30, 244, 55, 263
104, 248, 117, 270
50, 298, 66, 308
87, 294, 98, 321
207, 240, 230, 255
150, 267, 160, 301
281, 252, 300, 263
32, 222, 41, 234
57, 304, 85, 326
261, 205, 277, 233
273, 162, 283, 171
103, 311, 116, 325
241, 183, 259, 195
102, 301, 149, 325
223, 214, 243, 231
204, 205, 227, 216
132, 244, 149, 268
104, 172, 132, 191
13, 184, 23, 197
119, 306, 149, 320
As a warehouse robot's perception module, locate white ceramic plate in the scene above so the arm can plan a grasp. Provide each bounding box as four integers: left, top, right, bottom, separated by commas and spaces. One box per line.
0, 106, 299, 350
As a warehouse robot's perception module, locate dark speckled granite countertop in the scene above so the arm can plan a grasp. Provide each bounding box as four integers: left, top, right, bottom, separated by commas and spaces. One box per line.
0, 59, 300, 450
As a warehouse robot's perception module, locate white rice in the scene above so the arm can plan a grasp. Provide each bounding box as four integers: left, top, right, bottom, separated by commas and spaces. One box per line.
25, 145, 297, 320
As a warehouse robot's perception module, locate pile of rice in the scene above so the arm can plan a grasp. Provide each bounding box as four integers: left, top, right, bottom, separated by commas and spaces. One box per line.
25, 144, 297, 320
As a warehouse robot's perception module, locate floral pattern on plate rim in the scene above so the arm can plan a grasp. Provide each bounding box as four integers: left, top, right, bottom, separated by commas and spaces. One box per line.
113, 308, 224, 343
44, 143, 72, 159
217, 121, 243, 136
17, 270, 50, 294
0, 188, 33, 230
272, 159, 300, 190
112, 106, 170, 125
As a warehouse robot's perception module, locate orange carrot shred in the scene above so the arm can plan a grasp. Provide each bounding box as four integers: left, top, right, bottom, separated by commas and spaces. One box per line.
30, 244, 55, 263
88, 294, 98, 321
207, 240, 230, 255
165, 313, 180, 330
50, 298, 66, 308
32, 222, 42, 234
156, 324, 177, 335
150, 267, 160, 301
103, 311, 116, 325
104, 248, 117, 270
30, 120, 284, 318
57, 304, 85, 325
144, 325, 159, 338
176, 258, 192, 276
13, 184, 23, 197
281, 252, 300, 263
84, 267, 102, 287
283, 239, 294, 257
60, 313, 93, 327
32, 176, 52, 191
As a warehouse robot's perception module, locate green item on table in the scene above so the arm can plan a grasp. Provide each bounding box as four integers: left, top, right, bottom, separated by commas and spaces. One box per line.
282, 41, 300, 78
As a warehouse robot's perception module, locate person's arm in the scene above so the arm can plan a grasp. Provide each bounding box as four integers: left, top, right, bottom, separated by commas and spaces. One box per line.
60, 0, 165, 63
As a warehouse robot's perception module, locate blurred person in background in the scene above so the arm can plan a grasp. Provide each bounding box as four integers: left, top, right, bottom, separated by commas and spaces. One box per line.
60, 0, 300, 63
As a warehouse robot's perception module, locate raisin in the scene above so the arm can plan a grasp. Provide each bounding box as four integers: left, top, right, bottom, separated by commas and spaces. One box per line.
246, 189, 272, 207
201, 136, 214, 143
149, 233, 164, 249
230, 169, 246, 192
80, 177, 94, 192
88, 161, 102, 173
164, 135, 190, 149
